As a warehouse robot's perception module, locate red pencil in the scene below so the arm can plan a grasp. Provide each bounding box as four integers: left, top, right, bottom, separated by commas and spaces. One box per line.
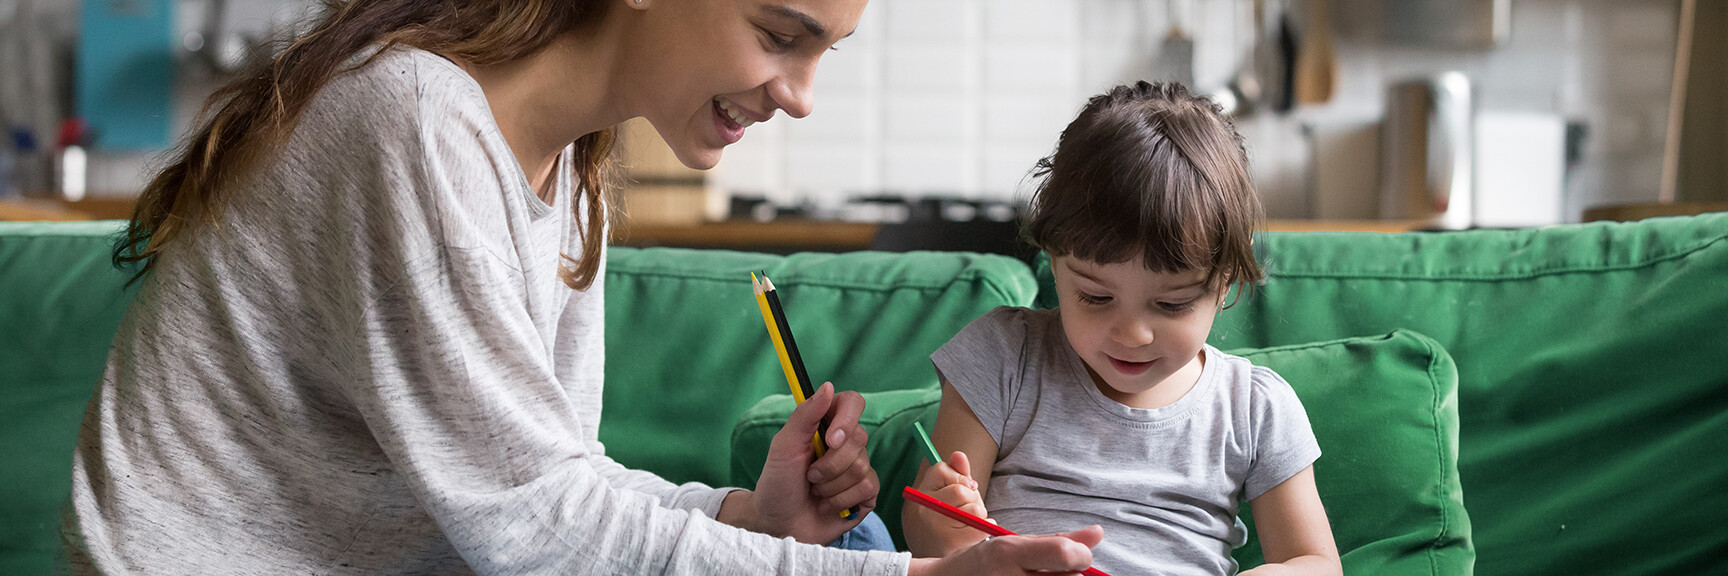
902, 486, 1113, 576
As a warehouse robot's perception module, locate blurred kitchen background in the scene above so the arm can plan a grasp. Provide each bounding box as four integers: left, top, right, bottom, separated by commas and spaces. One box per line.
3, 0, 1725, 255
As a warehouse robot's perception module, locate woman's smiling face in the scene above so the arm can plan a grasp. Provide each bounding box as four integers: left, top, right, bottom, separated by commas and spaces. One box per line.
624, 0, 867, 169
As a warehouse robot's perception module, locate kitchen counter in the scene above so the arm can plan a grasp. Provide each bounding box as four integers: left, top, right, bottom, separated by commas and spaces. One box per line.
3, 197, 1436, 252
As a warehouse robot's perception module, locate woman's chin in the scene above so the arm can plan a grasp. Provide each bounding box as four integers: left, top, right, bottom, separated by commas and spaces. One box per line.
665, 142, 722, 171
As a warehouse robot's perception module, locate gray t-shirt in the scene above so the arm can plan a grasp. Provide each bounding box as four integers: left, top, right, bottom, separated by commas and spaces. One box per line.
63, 46, 907, 576
931, 307, 1321, 576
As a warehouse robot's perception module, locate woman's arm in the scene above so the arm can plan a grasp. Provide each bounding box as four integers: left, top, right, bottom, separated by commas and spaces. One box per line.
1239, 466, 1342, 576
903, 377, 1001, 557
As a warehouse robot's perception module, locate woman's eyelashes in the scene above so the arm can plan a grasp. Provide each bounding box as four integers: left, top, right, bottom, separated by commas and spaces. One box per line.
756, 25, 843, 53
760, 27, 795, 51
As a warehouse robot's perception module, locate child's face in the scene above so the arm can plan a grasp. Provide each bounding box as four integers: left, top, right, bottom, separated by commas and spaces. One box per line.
1051, 254, 1224, 406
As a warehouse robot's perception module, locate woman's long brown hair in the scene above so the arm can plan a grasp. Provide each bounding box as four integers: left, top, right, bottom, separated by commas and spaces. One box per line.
115, 0, 617, 290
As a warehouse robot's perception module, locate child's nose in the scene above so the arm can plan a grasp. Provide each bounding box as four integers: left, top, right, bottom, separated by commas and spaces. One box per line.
1112, 318, 1155, 347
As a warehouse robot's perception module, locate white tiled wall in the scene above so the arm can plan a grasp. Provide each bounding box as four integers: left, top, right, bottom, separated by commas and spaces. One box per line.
712, 0, 1682, 223
63, 0, 1680, 224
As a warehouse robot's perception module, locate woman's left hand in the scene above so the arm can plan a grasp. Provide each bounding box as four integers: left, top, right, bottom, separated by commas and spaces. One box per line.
723, 382, 879, 544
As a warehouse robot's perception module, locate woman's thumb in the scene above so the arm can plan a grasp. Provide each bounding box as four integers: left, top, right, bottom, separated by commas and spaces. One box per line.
784, 382, 834, 437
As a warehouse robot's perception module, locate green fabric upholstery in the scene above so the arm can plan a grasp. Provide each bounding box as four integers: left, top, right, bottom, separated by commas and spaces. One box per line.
0, 223, 1037, 574
731, 330, 1472, 575
0, 222, 137, 575
1202, 213, 1728, 575
6, 213, 1726, 575
598, 247, 1038, 486
1227, 331, 1470, 575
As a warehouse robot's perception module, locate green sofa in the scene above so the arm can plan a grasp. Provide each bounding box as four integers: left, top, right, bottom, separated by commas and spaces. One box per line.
4, 213, 1726, 575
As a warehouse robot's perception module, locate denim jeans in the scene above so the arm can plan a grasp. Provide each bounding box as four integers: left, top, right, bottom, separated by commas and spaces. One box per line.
825, 511, 896, 552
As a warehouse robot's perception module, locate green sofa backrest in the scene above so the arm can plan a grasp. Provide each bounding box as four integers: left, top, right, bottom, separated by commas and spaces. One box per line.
1200, 213, 1728, 576
0, 221, 1037, 574
0, 222, 139, 576
599, 247, 1038, 485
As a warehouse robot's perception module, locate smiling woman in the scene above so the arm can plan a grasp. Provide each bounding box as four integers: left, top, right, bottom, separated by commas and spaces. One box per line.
63, 1, 1101, 575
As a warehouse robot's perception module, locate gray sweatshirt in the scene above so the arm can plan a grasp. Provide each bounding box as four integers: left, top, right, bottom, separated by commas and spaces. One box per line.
63, 46, 908, 576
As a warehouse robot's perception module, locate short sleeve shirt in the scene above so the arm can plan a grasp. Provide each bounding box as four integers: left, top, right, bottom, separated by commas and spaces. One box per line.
932, 307, 1321, 576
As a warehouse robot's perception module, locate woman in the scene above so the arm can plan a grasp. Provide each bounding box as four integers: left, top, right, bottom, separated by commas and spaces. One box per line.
64, 0, 1103, 574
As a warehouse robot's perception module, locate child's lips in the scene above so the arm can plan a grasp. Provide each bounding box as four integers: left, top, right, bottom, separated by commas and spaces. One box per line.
1109, 356, 1156, 375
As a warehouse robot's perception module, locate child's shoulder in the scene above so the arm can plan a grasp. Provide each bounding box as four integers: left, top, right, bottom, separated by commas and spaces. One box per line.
943, 306, 1064, 357
957, 306, 1064, 341
972, 305, 1058, 326
1205, 346, 1301, 399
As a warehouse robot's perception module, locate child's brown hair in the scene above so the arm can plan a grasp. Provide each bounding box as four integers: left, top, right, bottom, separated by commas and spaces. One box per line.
1024, 80, 1264, 302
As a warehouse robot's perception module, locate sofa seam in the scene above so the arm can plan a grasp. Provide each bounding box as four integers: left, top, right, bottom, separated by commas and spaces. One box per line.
732, 394, 942, 431
1265, 232, 1727, 282
608, 266, 1002, 294
1228, 332, 1398, 357
1420, 333, 1450, 576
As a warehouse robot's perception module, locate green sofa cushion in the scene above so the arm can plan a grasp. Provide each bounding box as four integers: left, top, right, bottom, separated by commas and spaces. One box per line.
0, 221, 139, 576
601, 247, 1038, 486
732, 329, 1472, 575
1197, 213, 1728, 575
0, 224, 1038, 573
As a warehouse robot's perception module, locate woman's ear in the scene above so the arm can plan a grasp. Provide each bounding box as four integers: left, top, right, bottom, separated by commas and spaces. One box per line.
627, 0, 649, 10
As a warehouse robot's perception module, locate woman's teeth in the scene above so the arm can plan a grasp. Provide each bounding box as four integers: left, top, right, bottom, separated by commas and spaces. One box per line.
715, 98, 757, 128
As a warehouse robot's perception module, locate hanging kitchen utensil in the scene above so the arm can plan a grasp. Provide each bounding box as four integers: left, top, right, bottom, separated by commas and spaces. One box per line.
1272, 0, 1298, 113
1154, 0, 1195, 89
1293, 0, 1336, 105
1225, 0, 1273, 116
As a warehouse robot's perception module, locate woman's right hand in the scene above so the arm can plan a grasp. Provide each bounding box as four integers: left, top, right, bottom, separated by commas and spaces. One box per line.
906, 525, 1105, 576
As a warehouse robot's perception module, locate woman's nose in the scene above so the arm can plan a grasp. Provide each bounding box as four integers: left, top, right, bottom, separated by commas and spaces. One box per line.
769, 64, 816, 119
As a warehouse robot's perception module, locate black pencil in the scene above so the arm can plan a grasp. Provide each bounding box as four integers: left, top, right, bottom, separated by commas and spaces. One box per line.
761, 274, 815, 399
757, 272, 859, 519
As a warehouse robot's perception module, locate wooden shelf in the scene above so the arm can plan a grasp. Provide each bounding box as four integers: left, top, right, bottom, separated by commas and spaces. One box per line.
0, 197, 137, 221
4, 196, 1434, 247
613, 220, 880, 250
1264, 219, 1433, 233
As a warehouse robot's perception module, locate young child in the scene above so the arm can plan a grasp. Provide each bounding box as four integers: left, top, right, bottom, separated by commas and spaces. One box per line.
902, 81, 1341, 576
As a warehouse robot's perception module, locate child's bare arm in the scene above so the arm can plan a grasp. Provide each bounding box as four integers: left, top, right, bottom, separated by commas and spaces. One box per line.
903, 378, 1000, 557
1240, 466, 1342, 576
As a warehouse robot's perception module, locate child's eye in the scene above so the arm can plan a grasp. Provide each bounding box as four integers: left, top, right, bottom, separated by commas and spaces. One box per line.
1159, 300, 1198, 313
1075, 291, 1111, 306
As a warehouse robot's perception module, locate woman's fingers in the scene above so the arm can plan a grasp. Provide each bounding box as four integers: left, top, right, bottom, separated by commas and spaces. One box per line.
989, 526, 1102, 573
777, 382, 835, 455
813, 474, 879, 515
808, 388, 873, 490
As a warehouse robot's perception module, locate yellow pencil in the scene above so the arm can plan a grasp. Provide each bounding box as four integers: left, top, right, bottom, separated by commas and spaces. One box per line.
751, 272, 856, 519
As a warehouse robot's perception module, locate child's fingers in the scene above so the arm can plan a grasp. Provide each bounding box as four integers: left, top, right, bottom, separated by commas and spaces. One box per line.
947, 451, 976, 488
927, 483, 988, 519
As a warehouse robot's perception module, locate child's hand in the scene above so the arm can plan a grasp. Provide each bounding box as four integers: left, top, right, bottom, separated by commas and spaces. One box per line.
919, 450, 990, 523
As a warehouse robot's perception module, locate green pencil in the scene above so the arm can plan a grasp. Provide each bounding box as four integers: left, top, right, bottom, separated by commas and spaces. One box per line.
914, 421, 943, 465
